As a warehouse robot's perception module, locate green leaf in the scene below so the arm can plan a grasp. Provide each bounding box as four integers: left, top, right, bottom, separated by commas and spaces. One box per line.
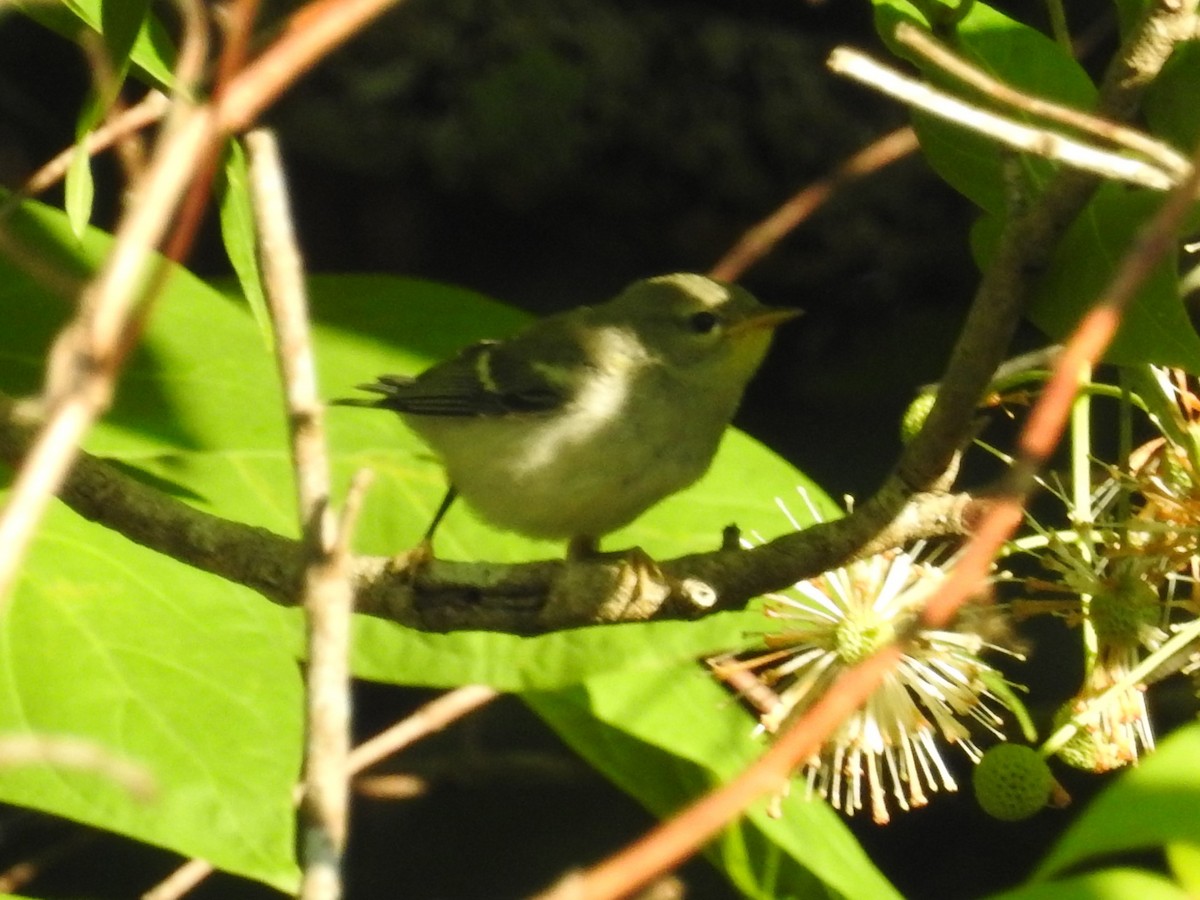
872, 1, 1096, 214
528, 664, 901, 900
1033, 721, 1200, 879
990, 868, 1192, 900
65, 132, 96, 238
971, 185, 1200, 371
0, 191, 835, 895
1167, 842, 1200, 894
0, 193, 824, 693
12, 0, 176, 89
1143, 39, 1200, 154
218, 139, 273, 347
98, 0, 150, 87
0, 505, 303, 892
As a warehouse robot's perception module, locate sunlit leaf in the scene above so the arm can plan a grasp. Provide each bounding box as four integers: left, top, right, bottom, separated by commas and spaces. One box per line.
529, 662, 901, 900
1033, 722, 1200, 879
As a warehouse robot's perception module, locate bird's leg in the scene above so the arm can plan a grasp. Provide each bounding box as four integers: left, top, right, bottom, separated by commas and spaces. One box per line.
424, 486, 459, 544
389, 486, 458, 579
566, 534, 599, 560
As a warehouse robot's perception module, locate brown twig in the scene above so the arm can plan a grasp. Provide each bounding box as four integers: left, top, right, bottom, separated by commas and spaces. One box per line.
708, 125, 919, 282
3, 92, 170, 210
215, 0, 408, 134
160, 0, 258, 266
347, 685, 499, 773
0, 401, 978, 630
143, 686, 499, 899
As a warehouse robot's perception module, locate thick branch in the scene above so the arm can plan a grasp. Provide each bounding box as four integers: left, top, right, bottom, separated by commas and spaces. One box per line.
0, 390, 977, 633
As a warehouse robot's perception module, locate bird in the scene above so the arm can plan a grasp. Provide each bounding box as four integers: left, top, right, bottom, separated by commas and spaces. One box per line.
333, 273, 799, 556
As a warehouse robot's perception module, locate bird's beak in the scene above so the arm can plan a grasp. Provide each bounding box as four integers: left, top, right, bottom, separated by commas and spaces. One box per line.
728, 307, 803, 336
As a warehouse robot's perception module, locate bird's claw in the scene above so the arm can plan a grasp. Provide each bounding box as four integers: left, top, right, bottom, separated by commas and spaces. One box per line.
589, 547, 716, 621
386, 538, 436, 582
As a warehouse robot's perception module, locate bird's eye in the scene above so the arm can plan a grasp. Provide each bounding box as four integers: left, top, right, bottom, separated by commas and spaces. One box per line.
688, 311, 721, 334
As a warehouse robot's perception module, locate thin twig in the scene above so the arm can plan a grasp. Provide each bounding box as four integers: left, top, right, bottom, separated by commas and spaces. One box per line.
143, 686, 499, 899
141, 860, 213, 900
827, 47, 1180, 191
708, 126, 918, 282
0, 734, 156, 801
3, 91, 170, 211
894, 23, 1192, 180
161, 0, 259, 265
215, 0, 408, 133
247, 127, 352, 900
0, 104, 213, 609
347, 685, 499, 773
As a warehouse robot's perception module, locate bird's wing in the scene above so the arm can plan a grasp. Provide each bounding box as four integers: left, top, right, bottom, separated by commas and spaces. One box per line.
337, 339, 570, 417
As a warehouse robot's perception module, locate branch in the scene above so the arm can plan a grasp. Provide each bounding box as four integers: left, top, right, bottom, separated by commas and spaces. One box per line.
826, 47, 1179, 190
247, 128, 354, 900
0, 388, 978, 633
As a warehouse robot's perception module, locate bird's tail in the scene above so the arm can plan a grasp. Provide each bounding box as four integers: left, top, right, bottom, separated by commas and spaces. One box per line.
329, 376, 414, 409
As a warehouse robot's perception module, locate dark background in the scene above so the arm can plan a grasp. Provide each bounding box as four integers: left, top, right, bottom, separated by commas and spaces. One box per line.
0, 2, 1155, 898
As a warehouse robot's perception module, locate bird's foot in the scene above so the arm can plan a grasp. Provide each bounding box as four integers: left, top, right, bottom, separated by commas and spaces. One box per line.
570, 544, 713, 622
386, 538, 436, 582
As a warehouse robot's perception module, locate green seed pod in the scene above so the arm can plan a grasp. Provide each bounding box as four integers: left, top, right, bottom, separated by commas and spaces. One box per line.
973, 743, 1053, 821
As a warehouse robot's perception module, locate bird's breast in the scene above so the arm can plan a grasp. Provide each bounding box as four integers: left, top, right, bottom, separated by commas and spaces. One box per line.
408, 369, 736, 539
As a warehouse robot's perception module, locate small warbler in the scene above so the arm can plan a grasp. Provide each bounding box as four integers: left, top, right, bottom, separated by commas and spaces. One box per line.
334, 273, 798, 553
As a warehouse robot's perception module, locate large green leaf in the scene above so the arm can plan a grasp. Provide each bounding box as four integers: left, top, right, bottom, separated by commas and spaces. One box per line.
0, 210, 301, 891
0, 192, 834, 892
971, 185, 1200, 371
529, 662, 901, 900
991, 868, 1192, 900
1143, 39, 1200, 154
1031, 721, 1200, 880
0, 507, 303, 891
1, 197, 824, 694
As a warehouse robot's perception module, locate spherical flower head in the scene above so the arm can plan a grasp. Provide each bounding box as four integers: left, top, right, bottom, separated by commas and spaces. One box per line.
1021, 498, 1174, 769
972, 743, 1053, 821
1090, 563, 1162, 649
1053, 656, 1155, 772
719, 497, 1022, 825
